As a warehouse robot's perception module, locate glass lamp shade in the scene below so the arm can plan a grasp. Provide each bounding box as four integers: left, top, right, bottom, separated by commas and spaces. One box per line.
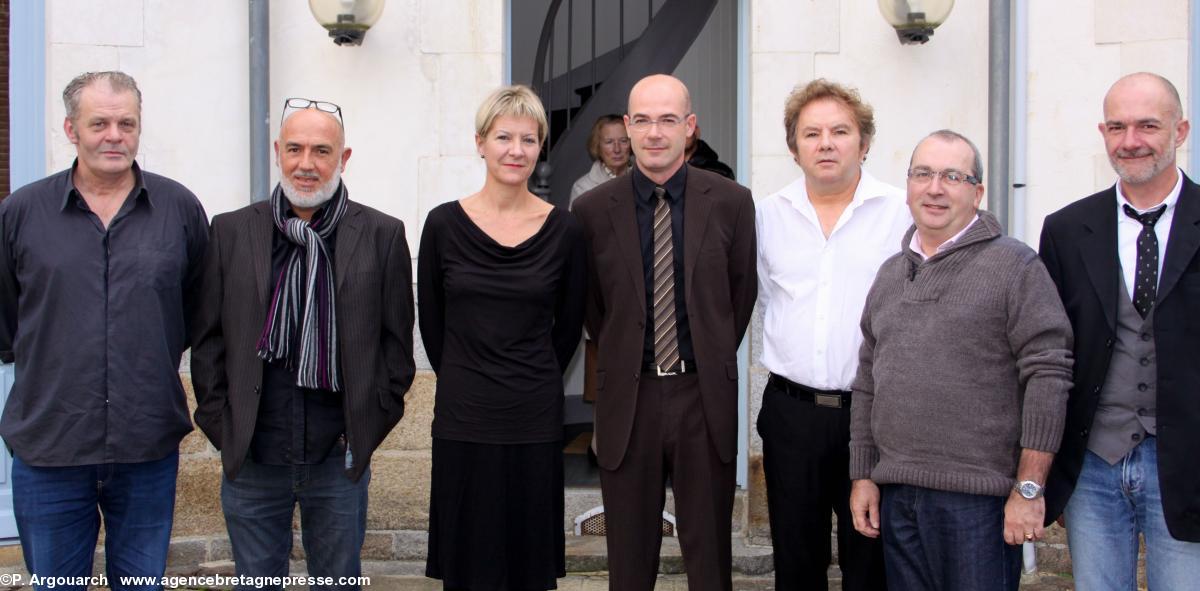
877, 0, 954, 44
308, 0, 385, 45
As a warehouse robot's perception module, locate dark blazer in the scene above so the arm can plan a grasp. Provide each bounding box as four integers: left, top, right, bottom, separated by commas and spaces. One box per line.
190, 199, 415, 482
573, 165, 757, 470
1039, 174, 1200, 541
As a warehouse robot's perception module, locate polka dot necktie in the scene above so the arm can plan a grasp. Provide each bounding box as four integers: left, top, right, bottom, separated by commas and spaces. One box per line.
1122, 203, 1168, 318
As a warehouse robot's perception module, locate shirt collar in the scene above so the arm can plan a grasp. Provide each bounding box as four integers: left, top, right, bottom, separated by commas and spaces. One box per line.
779, 168, 894, 214
61, 159, 150, 211
910, 214, 980, 260
633, 162, 687, 205
1114, 167, 1184, 216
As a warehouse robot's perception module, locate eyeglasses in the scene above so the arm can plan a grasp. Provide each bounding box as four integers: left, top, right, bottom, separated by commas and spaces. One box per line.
282, 98, 344, 128
627, 115, 688, 132
907, 167, 980, 186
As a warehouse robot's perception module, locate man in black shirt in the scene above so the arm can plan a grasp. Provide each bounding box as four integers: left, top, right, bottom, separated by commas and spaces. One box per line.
574, 75, 757, 591
0, 71, 208, 586
190, 100, 415, 588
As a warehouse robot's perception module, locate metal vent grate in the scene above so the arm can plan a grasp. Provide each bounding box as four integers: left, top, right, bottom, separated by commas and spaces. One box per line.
574, 505, 677, 536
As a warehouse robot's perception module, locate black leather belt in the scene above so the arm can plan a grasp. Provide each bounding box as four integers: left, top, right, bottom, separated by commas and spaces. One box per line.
642, 360, 698, 376
768, 373, 852, 409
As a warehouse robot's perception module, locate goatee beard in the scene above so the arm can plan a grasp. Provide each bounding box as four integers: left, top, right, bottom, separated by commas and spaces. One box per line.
280, 166, 342, 209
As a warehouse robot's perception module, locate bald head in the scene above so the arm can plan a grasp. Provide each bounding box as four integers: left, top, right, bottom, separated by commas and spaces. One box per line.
627, 74, 692, 115
280, 107, 346, 151
1105, 73, 1183, 121
625, 75, 697, 183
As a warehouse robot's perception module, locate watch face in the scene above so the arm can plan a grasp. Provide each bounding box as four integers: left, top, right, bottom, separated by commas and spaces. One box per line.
1019, 481, 1042, 499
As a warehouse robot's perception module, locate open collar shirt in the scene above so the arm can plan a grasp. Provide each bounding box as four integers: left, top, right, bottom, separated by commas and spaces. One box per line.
756, 169, 911, 390
0, 161, 208, 466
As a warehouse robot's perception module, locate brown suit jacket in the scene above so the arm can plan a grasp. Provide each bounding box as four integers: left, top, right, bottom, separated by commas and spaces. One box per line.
190, 199, 415, 482
573, 165, 757, 470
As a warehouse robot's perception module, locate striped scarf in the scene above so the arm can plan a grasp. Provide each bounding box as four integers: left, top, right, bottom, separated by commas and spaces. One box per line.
256, 182, 348, 391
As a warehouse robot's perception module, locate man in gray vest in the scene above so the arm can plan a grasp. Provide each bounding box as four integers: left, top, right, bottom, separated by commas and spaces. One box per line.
1040, 72, 1200, 589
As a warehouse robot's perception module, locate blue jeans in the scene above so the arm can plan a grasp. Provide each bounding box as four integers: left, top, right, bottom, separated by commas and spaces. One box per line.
879, 484, 1021, 591
12, 452, 179, 591
220, 452, 369, 591
1063, 437, 1200, 590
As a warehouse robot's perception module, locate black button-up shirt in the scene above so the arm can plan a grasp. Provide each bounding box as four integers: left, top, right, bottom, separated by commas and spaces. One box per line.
0, 162, 208, 466
250, 213, 346, 466
633, 165, 694, 366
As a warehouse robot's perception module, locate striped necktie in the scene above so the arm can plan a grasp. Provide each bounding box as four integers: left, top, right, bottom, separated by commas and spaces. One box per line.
652, 186, 681, 373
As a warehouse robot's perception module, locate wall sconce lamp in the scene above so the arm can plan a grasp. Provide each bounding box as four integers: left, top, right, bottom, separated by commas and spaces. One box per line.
309, 0, 386, 46
877, 0, 954, 45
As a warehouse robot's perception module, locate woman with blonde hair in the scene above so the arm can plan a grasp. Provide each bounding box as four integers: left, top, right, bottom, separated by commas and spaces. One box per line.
569, 113, 631, 202
418, 85, 586, 590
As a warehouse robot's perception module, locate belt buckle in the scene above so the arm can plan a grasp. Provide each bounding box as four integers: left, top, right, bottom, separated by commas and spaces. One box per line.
814, 393, 843, 409
656, 360, 685, 377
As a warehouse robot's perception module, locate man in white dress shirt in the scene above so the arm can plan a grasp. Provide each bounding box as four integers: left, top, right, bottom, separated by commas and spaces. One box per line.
755, 79, 911, 590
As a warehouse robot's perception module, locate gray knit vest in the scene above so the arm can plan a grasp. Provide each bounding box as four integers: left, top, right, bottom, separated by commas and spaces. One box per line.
1089, 273, 1157, 464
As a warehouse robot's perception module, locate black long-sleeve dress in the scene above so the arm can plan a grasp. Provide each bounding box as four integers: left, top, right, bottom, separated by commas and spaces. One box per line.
418, 200, 586, 590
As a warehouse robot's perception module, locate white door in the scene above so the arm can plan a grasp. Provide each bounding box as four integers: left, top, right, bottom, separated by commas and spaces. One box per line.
0, 364, 16, 538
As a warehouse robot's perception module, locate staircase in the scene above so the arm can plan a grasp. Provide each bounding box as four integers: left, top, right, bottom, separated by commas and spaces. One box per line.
526, 0, 719, 206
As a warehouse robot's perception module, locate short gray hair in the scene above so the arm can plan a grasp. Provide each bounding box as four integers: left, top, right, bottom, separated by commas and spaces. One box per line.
913, 129, 984, 182
62, 71, 142, 122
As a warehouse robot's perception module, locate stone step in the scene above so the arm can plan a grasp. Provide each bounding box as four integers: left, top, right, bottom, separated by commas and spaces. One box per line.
563, 535, 773, 576
564, 487, 748, 535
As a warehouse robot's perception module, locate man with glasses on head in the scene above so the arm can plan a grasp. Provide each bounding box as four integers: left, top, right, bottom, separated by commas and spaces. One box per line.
573, 74, 757, 591
755, 79, 908, 591
0, 71, 207, 589
191, 98, 415, 589
847, 130, 1073, 591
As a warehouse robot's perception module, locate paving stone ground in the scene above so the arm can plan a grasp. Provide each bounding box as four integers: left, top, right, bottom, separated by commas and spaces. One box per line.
318, 572, 1077, 590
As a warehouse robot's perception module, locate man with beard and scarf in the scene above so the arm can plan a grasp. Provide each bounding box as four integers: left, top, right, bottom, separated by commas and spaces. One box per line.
191, 100, 415, 588
1039, 72, 1200, 589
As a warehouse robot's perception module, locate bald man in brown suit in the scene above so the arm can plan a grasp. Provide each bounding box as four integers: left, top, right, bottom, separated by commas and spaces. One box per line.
573, 74, 757, 591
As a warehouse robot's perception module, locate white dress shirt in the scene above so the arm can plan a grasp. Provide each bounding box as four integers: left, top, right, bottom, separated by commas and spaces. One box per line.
757, 170, 912, 390
1115, 168, 1184, 302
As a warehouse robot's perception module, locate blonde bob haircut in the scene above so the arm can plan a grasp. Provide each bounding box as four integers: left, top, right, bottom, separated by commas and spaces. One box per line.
474, 84, 549, 146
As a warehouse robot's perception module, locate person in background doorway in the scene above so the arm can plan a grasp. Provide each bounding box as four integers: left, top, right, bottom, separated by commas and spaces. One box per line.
685, 123, 734, 180
570, 113, 632, 203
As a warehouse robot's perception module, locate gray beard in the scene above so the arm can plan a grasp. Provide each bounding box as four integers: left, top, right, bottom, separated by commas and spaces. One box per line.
280, 166, 342, 209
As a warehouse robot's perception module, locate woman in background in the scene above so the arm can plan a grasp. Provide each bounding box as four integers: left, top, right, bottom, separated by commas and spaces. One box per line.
569, 113, 631, 202
418, 85, 586, 591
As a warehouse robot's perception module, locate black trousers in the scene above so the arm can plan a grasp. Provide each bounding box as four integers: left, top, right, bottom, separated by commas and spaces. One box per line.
600, 373, 736, 591
756, 379, 887, 591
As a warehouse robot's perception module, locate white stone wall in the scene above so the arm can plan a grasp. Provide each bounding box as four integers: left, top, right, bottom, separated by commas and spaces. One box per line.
1025, 0, 1190, 242
44, 0, 505, 254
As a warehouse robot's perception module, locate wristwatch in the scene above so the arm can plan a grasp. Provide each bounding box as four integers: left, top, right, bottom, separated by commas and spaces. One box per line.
1014, 480, 1044, 500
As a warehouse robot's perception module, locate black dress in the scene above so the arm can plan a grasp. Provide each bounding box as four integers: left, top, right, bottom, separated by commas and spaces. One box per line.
418, 201, 586, 590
